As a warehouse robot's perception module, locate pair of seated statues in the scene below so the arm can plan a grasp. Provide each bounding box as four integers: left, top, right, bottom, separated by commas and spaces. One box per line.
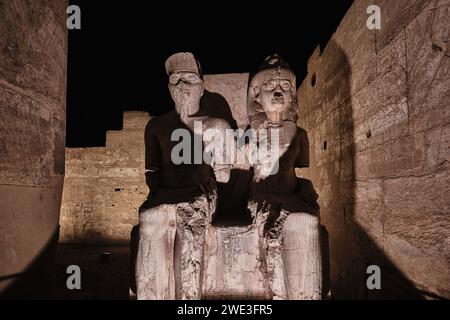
135, 52, 322, 300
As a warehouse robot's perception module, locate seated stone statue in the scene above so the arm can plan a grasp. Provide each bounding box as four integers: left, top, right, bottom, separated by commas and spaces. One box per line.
247, 54, 322, 299
136, 52, 232, 300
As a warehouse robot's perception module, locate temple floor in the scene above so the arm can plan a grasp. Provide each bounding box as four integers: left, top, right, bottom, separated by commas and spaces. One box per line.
52, 245, 134, 300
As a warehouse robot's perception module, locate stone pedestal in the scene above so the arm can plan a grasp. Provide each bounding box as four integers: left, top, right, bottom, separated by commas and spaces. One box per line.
135, 206, 323, 300
201, 225, 273, 299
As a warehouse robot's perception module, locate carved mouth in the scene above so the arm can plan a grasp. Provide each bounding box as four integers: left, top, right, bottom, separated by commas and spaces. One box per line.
272, 95, 284, 104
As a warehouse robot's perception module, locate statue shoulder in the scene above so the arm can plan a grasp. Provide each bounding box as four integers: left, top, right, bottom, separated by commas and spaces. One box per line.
145, 111, 178, 134
203, 117, 232, 130
296, 126, 309, 142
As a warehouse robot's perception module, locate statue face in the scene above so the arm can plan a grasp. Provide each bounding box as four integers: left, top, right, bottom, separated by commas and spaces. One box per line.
256, 77, 293, 114
168, 71, 204, 117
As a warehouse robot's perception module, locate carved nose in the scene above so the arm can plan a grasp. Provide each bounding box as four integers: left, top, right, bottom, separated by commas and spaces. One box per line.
275, 84, 284, 92
178, 81, 188, 89
274, 91, 283, 97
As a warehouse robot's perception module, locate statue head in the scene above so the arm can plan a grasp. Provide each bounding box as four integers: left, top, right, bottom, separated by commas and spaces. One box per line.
165, 52, 204, 120
248, 54, 298, 127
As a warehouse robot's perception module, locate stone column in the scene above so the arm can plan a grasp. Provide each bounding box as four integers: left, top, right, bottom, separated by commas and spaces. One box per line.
0, 0, 68, 297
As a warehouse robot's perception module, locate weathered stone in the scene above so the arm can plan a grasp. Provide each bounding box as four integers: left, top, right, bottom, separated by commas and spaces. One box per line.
351, 60, 408, 151
0, 0, 67, 296
0, 0, 67, 109
375, 0, 429, 51
353, 180, 384, 247
376, 28, 407, 77
136, 53, 234, 300
0, 86, 59, 186
282, 213, 322, 300
426, 124, 450, 169
384, 171, 450, 258
407, 0, 450, 133
134, 53, 323, 300
384, 233, 450, 298
297, 0, 450, 299
245, 54, 322, 300
332, 0, 377, 95
136, 205, 177, 300
60, 112, 150, 245
201, 225, 273, 299
354, 131, 426, 180
204, 73, 249, 128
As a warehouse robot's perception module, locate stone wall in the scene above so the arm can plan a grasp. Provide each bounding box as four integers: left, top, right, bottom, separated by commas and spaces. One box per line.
0, 0, 68, 296
204, 73, 249, 128
60, 112, 150, 245
297, 0, 449, 299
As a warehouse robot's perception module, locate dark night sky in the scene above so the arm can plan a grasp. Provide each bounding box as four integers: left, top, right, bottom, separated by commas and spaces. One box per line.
67, 0, 354, 147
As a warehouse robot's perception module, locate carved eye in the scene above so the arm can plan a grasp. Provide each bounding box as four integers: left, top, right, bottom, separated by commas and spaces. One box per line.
184, 74, 201, 84
262, 79, 292, 91
169, 73, 201, 85
263, 80, 277, 90
169, 74, 182, 85
280, 80, 292, 91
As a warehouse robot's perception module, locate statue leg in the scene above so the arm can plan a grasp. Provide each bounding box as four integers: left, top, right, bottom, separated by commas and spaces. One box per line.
136, 205, 177, 300
174, 199, 208, 300
282, 212, 322, 300
254, 203, 289, 300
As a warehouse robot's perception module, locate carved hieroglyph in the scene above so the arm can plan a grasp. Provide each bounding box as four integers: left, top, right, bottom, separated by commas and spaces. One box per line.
202, 200, 287, 299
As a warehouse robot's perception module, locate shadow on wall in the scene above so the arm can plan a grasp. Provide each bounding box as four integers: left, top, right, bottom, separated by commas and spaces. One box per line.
201, 90, 239, 130
307, 40, 423, 299
0, 227, 60, 299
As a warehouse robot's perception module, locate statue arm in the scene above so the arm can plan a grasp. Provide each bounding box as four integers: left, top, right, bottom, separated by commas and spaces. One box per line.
249, 112, 268, 130
204, 118, 233, 183
144, 123, 161, 197
294, 127, 310, 169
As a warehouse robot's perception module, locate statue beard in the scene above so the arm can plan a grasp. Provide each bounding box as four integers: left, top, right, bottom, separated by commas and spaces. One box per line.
173, 90, 200, 123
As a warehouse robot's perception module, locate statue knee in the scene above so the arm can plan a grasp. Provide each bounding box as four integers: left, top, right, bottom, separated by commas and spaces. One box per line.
139, 206, 156, 220
304, 213, 320, 229
138, 205, 178, 236
284, 212, 320, 235
138, 207, 160, 233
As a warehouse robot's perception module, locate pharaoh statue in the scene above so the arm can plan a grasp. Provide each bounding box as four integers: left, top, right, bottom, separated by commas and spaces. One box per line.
247, 54, 322, 299
135, 52, 232, 300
